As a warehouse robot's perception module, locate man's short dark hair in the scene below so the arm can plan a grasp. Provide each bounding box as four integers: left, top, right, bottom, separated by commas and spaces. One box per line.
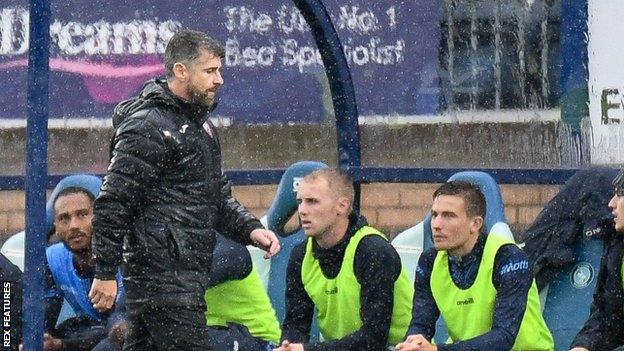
433, 180, 486, 219
164, 29, 225, 78
613, 169, 624, 195
53, 187, 95, 209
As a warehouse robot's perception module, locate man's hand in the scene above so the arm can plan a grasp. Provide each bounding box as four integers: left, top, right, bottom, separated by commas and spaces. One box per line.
89, 278, 117, 312
109, 320, 129, 347
43, 333, 63, 351
570, 348, 590, 351
20, 333, 62, 351
250, 228, 281, 258
396, 334, 437, 351
273, 340, 304, 351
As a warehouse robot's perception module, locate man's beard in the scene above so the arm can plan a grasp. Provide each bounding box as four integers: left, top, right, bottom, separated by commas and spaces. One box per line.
62, 240, 91, 255
186, 84, 215, 108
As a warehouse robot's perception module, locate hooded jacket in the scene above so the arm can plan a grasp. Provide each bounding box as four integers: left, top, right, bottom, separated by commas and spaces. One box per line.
522, 168, 618, 289
92, 79, 262, 306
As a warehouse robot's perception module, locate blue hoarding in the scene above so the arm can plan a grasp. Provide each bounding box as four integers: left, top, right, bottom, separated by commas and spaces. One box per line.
0, 0, 440, 123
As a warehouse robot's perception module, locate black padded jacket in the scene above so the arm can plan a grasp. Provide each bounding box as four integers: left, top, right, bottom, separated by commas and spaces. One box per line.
571, 232, 624, 351
92, 79, 263, 306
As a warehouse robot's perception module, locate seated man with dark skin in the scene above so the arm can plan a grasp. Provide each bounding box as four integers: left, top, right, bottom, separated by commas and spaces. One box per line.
396, 181, 553, 351
204, 234, 281, 351
276, 168, 414, 351
40, 186, 125, 351
570, 170, 624, 351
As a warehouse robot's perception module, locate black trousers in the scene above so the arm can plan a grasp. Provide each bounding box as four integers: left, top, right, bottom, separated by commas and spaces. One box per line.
123, 304, 213, 351
207, 323, 271, 351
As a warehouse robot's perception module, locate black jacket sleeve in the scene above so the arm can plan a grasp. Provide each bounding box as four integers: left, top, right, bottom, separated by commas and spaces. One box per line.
92, 115, 167, 279
571, 238, 624, 350
59, 327, 107, 351
304, 236, 402, 351
215, 174, 263, 246
206, 235, 253, 288
281, 243, 315, 343
406, 249, 439, 340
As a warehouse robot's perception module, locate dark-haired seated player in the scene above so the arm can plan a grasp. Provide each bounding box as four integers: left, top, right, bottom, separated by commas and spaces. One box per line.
204, 235, 281, 351
396, 181, 553, 351
42, 187, 125, 351
570, 170, 624, 351
276, 168, 414, 351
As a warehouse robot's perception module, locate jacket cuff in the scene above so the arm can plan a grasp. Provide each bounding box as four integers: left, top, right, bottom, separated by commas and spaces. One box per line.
244, 221, 265, 244
94, 262, 118, 280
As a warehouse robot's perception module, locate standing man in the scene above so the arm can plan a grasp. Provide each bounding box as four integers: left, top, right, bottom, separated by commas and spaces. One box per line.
89, 29, 280, 350
276, 168, 413, 351
396, 181, 553, 351
570, 170, 624, 351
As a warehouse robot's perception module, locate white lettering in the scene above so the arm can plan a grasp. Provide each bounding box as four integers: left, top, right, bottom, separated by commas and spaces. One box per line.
276, 6, 308, 34
337, 6, 379, 34
224, 6, 273, 34
500, 260, 529, 275
82, 21, 111, 55
386, 6, 397, 28
0, 7, 181, 56
281, 39, 322, 73
0, 7, 28, 55
57, 21, 85, 56
225, 38, 276, 68
343, 39, 405, 66
2, 281, 9, 346
352, 45, 369, 65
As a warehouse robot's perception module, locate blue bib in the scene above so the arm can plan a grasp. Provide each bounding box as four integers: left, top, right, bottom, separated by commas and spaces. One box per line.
46, 243, 124, 321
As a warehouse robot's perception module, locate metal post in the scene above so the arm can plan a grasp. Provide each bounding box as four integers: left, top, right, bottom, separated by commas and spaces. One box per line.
292, 0, 361, 208
561, 0, 588, 162
23, 0, 50, 349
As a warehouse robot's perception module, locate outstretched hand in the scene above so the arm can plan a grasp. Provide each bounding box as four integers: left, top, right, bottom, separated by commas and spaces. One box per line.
273, 340, 304, 351
396, 334, 437, 351
250, 228, 281, 258
89, 278, 117, 312
20, 333, 62, 351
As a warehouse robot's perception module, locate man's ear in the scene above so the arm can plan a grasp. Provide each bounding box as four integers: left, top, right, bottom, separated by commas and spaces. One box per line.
471, 216, 484, 235
172, 62, 188, 80
337, 196, 350, 215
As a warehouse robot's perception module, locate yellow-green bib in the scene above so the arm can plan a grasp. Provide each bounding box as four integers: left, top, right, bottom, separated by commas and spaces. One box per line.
430, 233, 554, 351
204, 266, 281, 344
301, 226, 414, 344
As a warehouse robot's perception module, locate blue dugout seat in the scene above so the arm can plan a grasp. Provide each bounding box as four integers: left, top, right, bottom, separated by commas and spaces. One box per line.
391, 171, 512, 342
541, 236, 602, 351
